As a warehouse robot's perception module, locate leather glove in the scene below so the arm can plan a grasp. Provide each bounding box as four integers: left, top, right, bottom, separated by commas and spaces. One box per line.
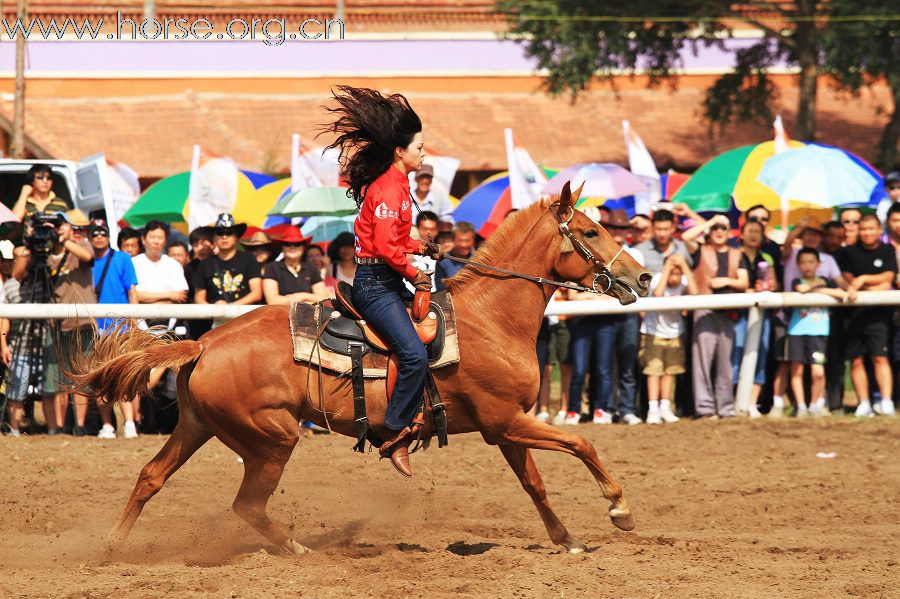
410, 269, 433, 292
418, 238, 445, 261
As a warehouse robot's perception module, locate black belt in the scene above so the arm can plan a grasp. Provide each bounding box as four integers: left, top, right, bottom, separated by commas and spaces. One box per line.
355, 257, 385, 265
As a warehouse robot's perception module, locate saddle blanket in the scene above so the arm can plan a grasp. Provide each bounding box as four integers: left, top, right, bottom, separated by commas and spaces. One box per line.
289, 293, 460, 378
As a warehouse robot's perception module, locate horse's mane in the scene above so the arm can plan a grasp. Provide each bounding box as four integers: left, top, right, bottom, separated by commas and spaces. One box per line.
445, 199, 549, 292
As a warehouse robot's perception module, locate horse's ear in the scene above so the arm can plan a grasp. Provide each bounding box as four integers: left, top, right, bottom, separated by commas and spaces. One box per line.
571, 181, 585, 205
558, 181, 573, 211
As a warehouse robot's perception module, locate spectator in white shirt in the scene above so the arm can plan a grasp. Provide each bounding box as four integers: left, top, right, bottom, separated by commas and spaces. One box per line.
405, 210, 439, 294
132, 220, 189, 306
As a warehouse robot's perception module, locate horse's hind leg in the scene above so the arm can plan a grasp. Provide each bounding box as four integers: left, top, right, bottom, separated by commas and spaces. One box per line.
499, 445, 588, 553
231, 447, 310, 556
491, 413, 634, 532
107, 394, 212, 546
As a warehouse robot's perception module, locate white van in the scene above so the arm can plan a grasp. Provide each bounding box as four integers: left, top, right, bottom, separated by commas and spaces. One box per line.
0, 154, 124, 244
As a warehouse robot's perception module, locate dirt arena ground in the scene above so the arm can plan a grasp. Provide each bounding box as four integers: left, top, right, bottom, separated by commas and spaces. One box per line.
1, 418, 898, 598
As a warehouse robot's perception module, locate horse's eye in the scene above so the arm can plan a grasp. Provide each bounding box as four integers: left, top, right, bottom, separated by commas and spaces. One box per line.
584, 229, 599, 239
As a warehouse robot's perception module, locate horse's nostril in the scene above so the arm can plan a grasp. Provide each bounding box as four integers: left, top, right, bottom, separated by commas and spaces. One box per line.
639, 272, 652, 287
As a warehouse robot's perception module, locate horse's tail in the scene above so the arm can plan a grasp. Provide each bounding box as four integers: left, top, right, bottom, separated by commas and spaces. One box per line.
68, 320, 204, 403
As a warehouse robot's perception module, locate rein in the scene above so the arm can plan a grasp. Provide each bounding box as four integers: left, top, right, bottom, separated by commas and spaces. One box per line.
436, 203, 625, 295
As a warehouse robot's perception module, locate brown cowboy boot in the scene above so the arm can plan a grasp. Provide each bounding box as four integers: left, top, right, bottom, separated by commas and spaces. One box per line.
380, 428, 414, 478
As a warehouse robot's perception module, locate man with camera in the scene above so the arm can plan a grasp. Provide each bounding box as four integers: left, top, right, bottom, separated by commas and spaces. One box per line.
6, 212, 95, 435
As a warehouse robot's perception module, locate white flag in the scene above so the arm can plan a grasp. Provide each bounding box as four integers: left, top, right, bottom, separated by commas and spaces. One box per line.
773, 115, 791, 154
188, 144, 239, 232
622, 120, 661, 214
505, 128, 548, 209
291, 133, 326, 192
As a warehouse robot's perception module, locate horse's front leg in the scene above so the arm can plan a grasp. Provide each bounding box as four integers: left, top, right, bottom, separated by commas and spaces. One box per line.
499, 444, 588, 553
489, 413, 634, 532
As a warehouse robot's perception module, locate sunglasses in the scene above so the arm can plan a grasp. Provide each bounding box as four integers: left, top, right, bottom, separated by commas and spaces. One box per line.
888, 184, 900, 191
841, 219, 860, 225
215, 228, 236, 236
33, 174, 51, 181
90, 230, 109, 238
710, 224, 729, 232
283, 242, 306, 248
748, 215, 770, 223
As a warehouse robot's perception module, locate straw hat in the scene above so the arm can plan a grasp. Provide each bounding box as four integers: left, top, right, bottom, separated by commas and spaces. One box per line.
65, 208, 90, 227
241, 231, 275, 247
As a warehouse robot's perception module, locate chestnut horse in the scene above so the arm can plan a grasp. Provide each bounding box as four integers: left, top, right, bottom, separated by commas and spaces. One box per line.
72, 182, 651, 555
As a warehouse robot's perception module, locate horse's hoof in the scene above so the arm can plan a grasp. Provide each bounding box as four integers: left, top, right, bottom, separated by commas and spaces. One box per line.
564, 539, 588, 554
289, 539, 313, 555
609, 508, 635, 531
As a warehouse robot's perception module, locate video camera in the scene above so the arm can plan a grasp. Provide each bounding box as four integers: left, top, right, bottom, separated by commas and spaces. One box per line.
24, 212, 65, 255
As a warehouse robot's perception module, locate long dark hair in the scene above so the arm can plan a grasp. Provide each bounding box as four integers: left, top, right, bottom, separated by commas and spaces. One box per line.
318, 86, 422, 208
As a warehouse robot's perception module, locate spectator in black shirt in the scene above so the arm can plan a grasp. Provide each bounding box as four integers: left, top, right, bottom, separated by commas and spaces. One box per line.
193, 213, 262, 307
838, 213, 897, 417
263, 229, 329, 305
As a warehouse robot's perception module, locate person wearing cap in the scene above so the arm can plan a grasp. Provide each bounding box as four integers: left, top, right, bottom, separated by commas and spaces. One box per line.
412, 163, 454, 223
192, 213, 262, 309
241, 231, 277, 276
682, 212, 749, 418
12, 164, 70, 221
262, 228, 329, 305
9, 211, 95, 436
875, 171, 900, 224
88, 218, 140, 439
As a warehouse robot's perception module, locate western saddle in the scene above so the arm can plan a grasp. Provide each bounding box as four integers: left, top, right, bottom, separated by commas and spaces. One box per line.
324, 281, 449, 453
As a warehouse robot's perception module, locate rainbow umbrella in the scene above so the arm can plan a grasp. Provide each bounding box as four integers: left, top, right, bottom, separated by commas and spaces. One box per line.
124, 170, 277, 227
672, 141, 884, 226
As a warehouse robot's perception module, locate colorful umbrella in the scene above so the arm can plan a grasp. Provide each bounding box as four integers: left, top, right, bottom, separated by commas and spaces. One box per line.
672, 141, 884, 226
124, 170, 277, 227
757, 145, 879, 208
543, 163, 646, 199
660, 172, 690, 200
451, 172, 511, 235
268, 186, 356, 218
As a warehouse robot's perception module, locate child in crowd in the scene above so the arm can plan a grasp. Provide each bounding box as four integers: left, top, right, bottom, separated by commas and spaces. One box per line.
640, 253, 697, 424
787, 248, 847, 417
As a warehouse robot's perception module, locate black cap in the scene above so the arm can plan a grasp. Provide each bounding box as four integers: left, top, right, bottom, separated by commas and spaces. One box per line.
88, 218, 109, 235
886, 171, 900, 185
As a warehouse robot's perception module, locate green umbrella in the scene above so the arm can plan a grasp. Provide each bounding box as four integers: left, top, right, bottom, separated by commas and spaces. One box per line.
268, 186, 357, 218
124, 172, 191, 226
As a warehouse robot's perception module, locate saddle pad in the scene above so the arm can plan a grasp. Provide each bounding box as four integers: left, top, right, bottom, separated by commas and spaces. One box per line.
289, 292, 460, 378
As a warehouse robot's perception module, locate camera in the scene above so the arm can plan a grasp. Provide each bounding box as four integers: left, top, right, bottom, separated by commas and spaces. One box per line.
24, 213, 63, 255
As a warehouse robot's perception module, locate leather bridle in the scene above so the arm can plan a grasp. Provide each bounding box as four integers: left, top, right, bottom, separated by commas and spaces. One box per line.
551, 201, 624, 294
438, 203, 627, 295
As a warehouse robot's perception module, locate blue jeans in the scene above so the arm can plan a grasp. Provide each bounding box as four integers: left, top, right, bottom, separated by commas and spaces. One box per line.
567, 316, 615, 414
351, 264, 428, 431
731, 310, 771, 385
610, 314, 640, 416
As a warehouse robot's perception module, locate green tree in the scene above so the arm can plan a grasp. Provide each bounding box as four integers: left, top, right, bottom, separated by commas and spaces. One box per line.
498, 1, 826, 140
823, 1, 899, 170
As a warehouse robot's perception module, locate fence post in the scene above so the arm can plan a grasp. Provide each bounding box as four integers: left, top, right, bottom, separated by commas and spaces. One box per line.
735, 305, 763, 415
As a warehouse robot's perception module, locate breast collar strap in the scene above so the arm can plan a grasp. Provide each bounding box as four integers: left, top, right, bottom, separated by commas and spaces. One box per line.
552, 203, 623, 294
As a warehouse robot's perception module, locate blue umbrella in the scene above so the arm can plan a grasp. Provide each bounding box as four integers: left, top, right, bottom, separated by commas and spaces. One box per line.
301, 215, 355, 242
757, 145, 879, 208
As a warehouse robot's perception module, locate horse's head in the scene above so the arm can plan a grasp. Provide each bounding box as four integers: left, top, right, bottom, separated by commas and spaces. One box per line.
549, 181, 652, 305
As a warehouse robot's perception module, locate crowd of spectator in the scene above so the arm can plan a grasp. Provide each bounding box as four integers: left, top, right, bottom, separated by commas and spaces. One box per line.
2, 164, 900, 437
535, 171, 900, 425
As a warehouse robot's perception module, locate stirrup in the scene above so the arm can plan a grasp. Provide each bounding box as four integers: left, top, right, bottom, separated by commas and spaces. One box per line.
378, 427, 413, 458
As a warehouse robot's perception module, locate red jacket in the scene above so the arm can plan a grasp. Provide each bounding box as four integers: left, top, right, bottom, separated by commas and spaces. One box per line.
354, 166, 420, 279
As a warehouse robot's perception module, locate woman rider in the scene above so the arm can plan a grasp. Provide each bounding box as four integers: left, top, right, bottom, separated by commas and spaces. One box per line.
321, 86, 443, 478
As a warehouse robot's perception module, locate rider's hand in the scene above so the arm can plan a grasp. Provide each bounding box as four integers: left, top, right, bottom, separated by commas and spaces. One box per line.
419, 239, 445, 261
410, 269, 433, 292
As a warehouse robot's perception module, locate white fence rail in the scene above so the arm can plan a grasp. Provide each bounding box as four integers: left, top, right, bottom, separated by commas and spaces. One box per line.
4, 291, 900, 415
